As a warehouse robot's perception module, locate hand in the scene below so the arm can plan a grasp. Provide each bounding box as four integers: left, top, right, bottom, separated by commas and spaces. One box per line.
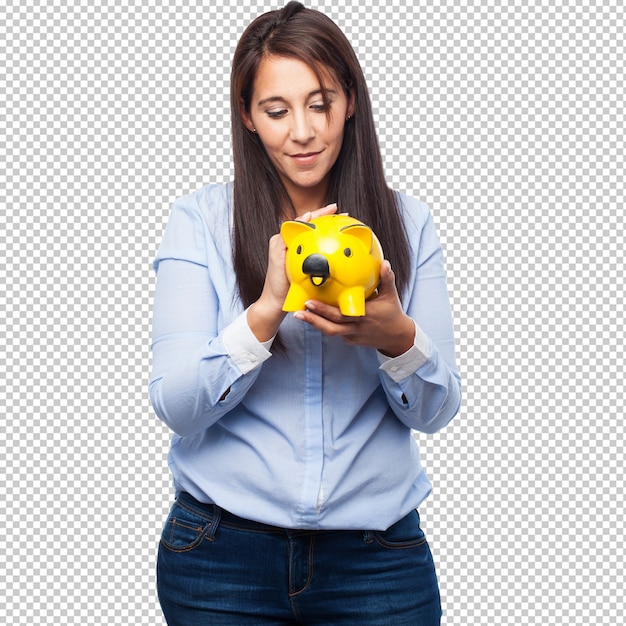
248, 203, 339, 342
296, 202, 339, 223
257, 203, 339, 310
293, 260, 415, 357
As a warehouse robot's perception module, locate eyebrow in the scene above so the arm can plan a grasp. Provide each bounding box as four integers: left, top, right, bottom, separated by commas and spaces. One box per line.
256, 89, 338, 108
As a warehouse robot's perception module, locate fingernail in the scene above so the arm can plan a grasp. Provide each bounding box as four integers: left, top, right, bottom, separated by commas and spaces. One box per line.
294, 311, 305, 320
325, 203, 337, 210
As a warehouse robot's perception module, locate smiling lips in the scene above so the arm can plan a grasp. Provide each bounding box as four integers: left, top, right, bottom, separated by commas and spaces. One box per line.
290, 151, 322, 166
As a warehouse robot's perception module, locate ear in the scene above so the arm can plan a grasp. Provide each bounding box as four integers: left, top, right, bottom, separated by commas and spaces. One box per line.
346, 89, 356, 120
239, 97, 256, 133
280, 220, 316, 245
340, 224, 373, 250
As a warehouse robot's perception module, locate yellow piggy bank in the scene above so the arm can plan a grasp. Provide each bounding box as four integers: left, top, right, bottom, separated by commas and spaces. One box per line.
281, 214, 384, 317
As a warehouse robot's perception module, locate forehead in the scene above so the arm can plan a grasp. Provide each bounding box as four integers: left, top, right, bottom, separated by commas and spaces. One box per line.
252, 55, 339, 100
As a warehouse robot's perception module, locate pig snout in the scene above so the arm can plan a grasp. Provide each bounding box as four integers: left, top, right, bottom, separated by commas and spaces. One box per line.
302, 254, 330, 287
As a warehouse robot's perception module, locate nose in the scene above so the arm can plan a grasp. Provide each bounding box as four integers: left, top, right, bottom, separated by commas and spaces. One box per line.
289, 110, 315, 144
302, 254, 330, 286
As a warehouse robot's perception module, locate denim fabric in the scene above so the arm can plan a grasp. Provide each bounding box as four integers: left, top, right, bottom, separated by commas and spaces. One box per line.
157, 492, 442, 625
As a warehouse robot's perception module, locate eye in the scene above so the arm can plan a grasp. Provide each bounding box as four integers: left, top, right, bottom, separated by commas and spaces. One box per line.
267, 109, 288, 119
344, 248, 352, 257
296, 245, 303, 254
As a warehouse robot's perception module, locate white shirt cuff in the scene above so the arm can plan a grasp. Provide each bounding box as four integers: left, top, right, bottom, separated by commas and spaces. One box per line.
378, 321, 431, 382
222, 308, 274, 375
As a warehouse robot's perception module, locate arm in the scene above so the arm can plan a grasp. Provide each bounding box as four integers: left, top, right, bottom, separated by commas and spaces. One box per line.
147, 195, 273, 437
148, 196, 339, 437
148, 258, 273, 438
292, 209, 461, 434
376, 223, 462, 433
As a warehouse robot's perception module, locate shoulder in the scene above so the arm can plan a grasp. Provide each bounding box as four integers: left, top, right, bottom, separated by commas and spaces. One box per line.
154, 182, 233, 269
392, 190, 444, 265
171, 182, 233, 220
167, 181, 234, 238
394, 190, 434, 235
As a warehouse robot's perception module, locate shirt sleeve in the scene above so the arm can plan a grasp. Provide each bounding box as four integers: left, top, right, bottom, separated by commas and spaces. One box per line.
223, 309, 275, 374
377, 206, 462, 434
377, 321, 431, 380
148, 195, 273, 438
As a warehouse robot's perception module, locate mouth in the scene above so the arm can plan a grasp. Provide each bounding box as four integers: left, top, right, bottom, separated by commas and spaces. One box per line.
289, 151, 322, 165
309, 275, 328, 286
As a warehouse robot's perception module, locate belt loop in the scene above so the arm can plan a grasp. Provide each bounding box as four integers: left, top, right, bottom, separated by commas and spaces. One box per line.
205, 504, 222, 541
363, 530, 373, 544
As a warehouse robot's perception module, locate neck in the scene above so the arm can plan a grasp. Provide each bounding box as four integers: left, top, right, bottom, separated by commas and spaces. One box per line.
284, 182, 330, 218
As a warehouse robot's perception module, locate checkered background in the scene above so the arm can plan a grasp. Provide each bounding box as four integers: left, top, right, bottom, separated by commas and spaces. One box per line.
1, 0, 623, 624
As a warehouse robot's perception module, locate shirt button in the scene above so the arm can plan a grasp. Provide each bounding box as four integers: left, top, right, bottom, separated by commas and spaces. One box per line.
390, 366, 399, 372
248, 354, 258, 363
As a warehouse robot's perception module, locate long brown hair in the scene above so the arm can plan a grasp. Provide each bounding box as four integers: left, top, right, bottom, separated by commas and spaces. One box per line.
231, 1, 411, 308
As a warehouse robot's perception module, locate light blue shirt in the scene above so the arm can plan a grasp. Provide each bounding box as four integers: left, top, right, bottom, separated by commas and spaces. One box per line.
149, 183, 461, 531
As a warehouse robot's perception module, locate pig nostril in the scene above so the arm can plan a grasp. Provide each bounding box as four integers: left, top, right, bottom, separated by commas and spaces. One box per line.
302, 254, 330, 279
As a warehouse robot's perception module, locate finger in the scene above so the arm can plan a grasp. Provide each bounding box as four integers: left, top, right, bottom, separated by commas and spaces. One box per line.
304, 299, 355, 324
299, 203, 338, 223
268, 233, 287, 258
269, 233, 285, 246
314, 202, 338, 216
294, 308, 358, 336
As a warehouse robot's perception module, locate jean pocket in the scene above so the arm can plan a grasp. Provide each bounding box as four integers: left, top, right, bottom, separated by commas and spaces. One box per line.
372, 510, 428, 549
159, 501, 215, 553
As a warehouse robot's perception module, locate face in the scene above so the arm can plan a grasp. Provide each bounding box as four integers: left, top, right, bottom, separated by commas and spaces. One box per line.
241, 55, 354, 215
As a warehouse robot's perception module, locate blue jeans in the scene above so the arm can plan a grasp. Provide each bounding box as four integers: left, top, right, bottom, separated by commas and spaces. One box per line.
157, 492, 442, 625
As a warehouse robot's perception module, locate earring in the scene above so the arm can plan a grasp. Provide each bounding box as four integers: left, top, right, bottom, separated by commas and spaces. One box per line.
346, 114, 351, 121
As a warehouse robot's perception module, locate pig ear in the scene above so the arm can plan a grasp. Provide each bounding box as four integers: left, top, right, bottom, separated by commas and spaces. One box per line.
340, 224, 373, 250
280, 220, 316, 245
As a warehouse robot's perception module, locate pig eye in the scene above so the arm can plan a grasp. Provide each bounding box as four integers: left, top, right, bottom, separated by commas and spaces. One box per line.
296, 245, 302, 254
344, 248, 352, 257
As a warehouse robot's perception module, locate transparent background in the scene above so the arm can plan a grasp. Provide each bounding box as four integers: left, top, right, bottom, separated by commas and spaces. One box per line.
1, 1, 623, 623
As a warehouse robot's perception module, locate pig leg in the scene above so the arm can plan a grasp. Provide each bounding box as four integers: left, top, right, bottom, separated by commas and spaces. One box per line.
337, 286, 366, 317
282, 282, 311, 312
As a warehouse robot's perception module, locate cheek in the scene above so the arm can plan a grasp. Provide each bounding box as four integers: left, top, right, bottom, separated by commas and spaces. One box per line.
328, 123, 346, 151
257, 136, 285, 164
255, 122, 286, 151
258, 133, 280, 152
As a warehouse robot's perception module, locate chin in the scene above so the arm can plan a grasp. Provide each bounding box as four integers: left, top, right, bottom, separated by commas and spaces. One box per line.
293, 174, 329, 189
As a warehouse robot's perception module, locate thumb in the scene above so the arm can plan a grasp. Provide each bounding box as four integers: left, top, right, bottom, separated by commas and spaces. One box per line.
377, 260, 396, 295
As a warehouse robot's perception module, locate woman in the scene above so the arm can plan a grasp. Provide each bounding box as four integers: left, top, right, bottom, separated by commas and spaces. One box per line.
150, 2, 461, 624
